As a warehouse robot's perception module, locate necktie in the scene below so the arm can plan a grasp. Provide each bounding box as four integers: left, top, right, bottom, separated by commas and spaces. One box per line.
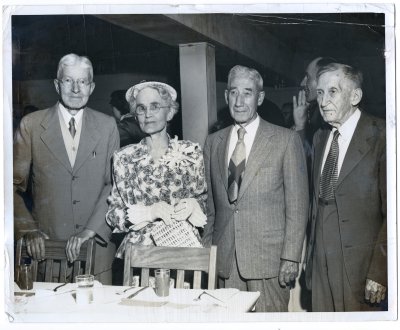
319, 130, 340, 200
69, 117, 76, 138
228, 127, 246, 203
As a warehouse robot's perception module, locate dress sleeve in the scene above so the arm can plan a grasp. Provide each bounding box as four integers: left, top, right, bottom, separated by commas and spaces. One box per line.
106, 151, 129, 233
187, 144, 208, 227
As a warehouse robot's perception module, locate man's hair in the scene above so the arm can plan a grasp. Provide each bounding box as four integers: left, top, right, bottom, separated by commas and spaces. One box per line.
227, 65, 263, 91
57, 54, 94, 82
315, 57, 338, 70
317, 62, 363, 89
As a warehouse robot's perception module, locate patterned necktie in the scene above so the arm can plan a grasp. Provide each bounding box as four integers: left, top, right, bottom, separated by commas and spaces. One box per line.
69, 117, 76, 138
228, 127, 246, 203
319, 129, 340, 200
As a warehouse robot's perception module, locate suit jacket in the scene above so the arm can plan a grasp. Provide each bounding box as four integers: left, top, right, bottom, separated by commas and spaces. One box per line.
305, 113, 387, 298
202, 118, 309, 279
14, 104, 120, 279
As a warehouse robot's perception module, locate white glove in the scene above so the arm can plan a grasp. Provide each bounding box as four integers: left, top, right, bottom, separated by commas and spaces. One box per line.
172, 198, 207, 228
126, 202, 175, 230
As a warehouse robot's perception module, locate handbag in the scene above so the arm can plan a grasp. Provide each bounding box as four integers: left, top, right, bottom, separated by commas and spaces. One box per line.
150, 220, 202, 248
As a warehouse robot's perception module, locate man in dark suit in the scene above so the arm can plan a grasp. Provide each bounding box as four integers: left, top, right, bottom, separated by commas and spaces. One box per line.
202, 65, 309, 312
14, 53, 119, 284
305, 63, 387, 311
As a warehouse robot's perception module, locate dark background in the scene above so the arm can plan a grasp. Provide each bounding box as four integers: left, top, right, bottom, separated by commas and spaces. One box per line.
12, 13, 386, 137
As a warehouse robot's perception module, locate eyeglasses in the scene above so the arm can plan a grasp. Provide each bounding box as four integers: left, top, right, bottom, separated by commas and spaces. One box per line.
59, 78, 92, 88
135, 104, 169, 115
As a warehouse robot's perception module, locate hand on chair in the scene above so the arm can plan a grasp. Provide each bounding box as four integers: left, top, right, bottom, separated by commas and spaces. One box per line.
66, 228, 95, 263
25, 230, 49, 261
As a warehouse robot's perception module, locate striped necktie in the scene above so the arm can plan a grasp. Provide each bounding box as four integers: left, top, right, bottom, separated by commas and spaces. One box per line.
69, 117, 76, 138
228, 127, 246, 203
319, 129, 340, 200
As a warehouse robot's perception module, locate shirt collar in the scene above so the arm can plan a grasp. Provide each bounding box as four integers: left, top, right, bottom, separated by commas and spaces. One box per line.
58, 102, 84, 126
337, 108, 361, 141
234, 114, 260, 136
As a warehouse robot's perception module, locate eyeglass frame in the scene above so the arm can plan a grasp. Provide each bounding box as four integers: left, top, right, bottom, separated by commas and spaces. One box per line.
57, 77, 93, 88
135, 103, 170, 115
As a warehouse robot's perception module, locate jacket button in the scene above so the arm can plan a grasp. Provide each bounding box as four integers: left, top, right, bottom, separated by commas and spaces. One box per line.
234, 209, 239, 214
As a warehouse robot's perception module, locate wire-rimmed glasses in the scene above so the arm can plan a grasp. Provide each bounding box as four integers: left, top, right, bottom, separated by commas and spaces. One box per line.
135, 103, 170, 116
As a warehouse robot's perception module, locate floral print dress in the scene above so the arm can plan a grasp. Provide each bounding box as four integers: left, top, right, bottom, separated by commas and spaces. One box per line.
106, 136, 207, 258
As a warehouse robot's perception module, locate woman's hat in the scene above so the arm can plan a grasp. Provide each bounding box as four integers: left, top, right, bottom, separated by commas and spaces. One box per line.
125, 81, 177, 102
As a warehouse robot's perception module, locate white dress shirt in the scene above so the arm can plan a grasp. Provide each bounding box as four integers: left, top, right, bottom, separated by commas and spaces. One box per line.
227, 115, 260, 166
58, 103, 84, 167
321, 109, 361, 175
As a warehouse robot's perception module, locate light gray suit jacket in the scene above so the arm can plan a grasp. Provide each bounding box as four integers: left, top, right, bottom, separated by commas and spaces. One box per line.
203, 118, 309, 279
14, 104, 119, 280
305, 113, 387, 299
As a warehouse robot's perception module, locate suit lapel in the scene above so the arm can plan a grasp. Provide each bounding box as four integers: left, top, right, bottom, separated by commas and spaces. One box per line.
313, 129, 330, 198
73, 109, 101, 173
40, 105, 73, 173
217, 127, 232, 193
237, 119, 275, 202
336, 113, 373, 188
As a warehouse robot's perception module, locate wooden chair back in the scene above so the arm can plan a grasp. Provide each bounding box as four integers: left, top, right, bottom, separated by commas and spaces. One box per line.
123, 244, 217, 289
15, 238, 95, 283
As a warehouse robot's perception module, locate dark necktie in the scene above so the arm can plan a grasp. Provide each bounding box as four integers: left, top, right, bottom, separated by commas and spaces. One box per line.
319, 129, 340, 200
228, 127, 246, 203
69, 117, 76, 138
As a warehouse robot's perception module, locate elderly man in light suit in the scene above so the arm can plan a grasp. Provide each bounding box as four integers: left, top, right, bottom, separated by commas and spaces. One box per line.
14, 53, 119, 284
305, 63, 387, 311
202, 65, 309, 312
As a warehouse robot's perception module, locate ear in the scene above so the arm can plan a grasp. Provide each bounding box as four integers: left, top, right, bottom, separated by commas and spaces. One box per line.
224, 90, 229, 105
351, 88, 362, 106
166, 108, 175, 122
54, 79, 60, 95
257, 91, 265, 106
89, 82, 96, 95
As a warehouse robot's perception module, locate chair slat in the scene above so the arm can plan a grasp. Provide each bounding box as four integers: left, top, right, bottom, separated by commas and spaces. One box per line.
59, 260, 68, 283
72, 261, 81, 280
141, 268, 150, 287
176, 270, 185, 288
193, 271, 202, 289
44, 260, 54, 282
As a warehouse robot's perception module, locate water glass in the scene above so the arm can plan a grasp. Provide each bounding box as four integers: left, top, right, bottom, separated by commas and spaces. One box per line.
154, 269, 170, 297
75, 274, 94, 305
18, 264, 33, 290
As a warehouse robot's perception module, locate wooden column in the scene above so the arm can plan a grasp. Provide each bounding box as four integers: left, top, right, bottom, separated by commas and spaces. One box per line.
179, 42, 217, 147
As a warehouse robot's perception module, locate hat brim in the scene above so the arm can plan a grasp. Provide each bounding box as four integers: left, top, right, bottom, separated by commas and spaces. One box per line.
125, 81, 177, 103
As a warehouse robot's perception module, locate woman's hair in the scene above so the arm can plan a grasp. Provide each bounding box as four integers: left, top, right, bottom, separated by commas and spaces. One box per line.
127, 83, 179, 118
57, 53, 94, 82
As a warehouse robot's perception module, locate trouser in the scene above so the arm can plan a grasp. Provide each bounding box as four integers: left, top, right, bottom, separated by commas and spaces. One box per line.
219, 250, 290, 312
312, 200, 361, 311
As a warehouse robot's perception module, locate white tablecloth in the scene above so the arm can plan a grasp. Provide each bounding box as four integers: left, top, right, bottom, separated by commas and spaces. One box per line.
10, 282, 260, 322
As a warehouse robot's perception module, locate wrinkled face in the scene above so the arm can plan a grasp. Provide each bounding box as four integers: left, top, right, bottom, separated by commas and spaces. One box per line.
316, 69, 360, 128
300, 58, 320, 103
54, 64, 95, 110
225, 75, 264, 125
135, 87, 173, 135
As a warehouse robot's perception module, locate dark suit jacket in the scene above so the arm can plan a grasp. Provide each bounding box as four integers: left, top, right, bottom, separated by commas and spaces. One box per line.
305, 113, 387, 298
203, 118, 309, 279
14, 104, 120, 280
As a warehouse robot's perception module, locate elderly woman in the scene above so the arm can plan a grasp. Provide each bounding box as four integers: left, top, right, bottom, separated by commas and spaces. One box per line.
106, 81, 207, 258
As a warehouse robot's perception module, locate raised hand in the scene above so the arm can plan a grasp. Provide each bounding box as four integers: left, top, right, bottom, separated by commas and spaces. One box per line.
293, 90, 309, 130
